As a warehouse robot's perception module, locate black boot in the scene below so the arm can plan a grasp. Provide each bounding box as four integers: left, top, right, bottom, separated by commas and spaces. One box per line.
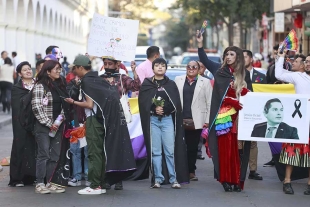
283, 183, 294, 194
114, 181, 123, 190
222, 182, 232, 192
233, 185, 241, 192
304, 185, 310, 195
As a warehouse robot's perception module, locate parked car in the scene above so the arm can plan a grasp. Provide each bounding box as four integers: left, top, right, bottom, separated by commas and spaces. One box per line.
181, 52, 221, 65
127, 67, 186, 81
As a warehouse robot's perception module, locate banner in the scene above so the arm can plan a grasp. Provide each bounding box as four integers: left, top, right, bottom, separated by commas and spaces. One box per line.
87, 13, 139, 61
238, 93, 310, 144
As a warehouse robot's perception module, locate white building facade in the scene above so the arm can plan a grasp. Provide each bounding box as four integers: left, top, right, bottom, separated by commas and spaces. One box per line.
0, 0, 106, 66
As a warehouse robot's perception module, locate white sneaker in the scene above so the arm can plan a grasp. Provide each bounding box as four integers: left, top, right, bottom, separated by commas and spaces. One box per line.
150, 182, 161, 189
35, 183, 50, 194
46, 183, 65, 193
0, 165, 3, 172
68, 178, 81, 187
101, 189, 107, 194
85, 181, 91, 187
171, 181, 181, 189
78, 187, 102, 195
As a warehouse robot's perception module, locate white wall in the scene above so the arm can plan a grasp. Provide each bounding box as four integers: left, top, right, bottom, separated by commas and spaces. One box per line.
0, 0, 105, 66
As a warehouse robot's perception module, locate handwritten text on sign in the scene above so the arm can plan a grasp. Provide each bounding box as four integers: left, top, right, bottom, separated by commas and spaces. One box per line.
87, 13, 139, 61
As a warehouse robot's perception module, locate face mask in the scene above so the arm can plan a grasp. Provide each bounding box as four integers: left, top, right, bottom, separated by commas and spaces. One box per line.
105, 68, 117, 74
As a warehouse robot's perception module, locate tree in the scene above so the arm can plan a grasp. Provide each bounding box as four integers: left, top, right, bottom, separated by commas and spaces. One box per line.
175, 0, 270, 46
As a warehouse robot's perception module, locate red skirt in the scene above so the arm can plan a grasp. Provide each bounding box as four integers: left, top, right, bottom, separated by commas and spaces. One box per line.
217, 132, 240, 186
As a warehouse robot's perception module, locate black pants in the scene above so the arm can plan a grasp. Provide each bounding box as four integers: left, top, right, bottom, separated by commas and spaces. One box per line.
0, 81, 13, 112
34, 120, 64, 184
185, 129, 202, 174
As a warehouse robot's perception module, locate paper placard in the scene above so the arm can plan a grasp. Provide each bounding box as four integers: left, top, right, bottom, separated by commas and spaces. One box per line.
87, 13, 139, 61
238, 93, 310, 144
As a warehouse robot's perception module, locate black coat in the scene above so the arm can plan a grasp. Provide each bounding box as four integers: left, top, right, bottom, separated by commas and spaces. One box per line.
251, 122, 299, 140
9, 80, 36, 186
198, 48, 252, 182
138, 76, 189, 185
81, 71, 136, 184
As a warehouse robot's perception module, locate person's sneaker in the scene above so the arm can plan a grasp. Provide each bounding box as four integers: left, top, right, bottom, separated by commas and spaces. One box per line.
0, 165, 3, 172
85, 181, 91, 187
263, 159, 275, 167
304, 184, 310, 195
15, 181, 24, 187
78, 187, 102, 195
35, 183, 50, 194
189, 173, 198, 181
171, 181, 181, 189
283, 183, 294, 194
114, 182, 123, 190
68, 178, 81, 187
150, 182, 161, 189
101, 189, 107, 194
46, 183, 65, 193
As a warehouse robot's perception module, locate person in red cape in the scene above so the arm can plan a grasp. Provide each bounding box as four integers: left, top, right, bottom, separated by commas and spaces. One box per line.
197, 30, 253, 192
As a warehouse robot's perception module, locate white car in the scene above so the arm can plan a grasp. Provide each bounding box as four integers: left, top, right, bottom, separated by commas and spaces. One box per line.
181, 52, 221, 65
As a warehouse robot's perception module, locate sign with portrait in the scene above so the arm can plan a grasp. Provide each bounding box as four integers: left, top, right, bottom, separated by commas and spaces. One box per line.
87, 13, 139, 61
238, 93, 310, 144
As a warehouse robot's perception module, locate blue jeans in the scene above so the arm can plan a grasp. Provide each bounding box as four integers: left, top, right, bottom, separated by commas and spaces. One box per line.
150, 115, 176, 183
70, 142, 88, 180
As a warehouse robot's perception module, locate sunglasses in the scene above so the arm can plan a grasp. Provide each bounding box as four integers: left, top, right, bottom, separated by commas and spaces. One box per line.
187, 65, 199, 70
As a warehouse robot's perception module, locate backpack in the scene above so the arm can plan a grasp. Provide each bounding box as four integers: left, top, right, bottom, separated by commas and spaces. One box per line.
19, 84, 48, 133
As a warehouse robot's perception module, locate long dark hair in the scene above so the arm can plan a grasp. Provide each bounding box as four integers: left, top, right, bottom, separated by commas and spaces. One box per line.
36, 60, 65, 90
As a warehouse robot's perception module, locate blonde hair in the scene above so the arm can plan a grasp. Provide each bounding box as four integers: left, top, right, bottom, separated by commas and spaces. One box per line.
221, 46, 247, 99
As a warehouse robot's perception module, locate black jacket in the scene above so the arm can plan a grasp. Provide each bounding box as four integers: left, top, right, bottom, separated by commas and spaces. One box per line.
251, 122, 299, 139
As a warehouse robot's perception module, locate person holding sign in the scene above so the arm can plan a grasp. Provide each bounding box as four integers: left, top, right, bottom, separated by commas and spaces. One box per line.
197, 30, 253, 192
275, 51, 310, 195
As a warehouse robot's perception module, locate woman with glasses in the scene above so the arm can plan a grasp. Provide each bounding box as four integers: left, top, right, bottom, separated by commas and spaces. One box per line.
175, 61, 213, 181
197, 31, 253, 192
32, 60, 70, 194
9, 62, 36, 187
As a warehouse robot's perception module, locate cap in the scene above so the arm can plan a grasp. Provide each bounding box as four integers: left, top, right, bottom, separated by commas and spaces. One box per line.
73, 55, 91, 67
102, 56, 120, 62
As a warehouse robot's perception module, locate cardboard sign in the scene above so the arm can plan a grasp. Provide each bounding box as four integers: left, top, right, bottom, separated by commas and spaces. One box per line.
87, 13, 139, 61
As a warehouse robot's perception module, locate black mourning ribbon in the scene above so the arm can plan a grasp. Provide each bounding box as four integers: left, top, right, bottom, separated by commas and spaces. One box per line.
292, 99, 302, 118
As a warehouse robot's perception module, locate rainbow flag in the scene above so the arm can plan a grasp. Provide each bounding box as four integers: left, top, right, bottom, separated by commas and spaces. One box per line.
280, 29, 298, 51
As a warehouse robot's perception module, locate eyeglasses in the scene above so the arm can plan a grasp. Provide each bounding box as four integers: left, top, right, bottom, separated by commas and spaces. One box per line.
187, 65, 199, 70
53, 67, 62, 72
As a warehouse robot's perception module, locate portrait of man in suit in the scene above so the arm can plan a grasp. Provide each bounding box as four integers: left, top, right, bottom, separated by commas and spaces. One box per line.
243, 50, 267, 84
251, 98, 299, 139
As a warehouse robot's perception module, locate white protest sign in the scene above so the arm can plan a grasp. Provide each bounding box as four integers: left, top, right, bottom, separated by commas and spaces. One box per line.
87, 13, 139, 61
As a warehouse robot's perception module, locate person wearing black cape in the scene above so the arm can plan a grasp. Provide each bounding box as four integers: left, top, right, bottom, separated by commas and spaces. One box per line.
9, 61, 36, 187
65, 55, 136, 195
197, 31, 253, 192
138, 58, 189, 188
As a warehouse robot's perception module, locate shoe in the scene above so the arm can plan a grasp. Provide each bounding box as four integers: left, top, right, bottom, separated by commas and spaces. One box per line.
263, 159, 275, 167
196, 155, 205, 160
171, 181, 181, 189
150, 182, 161, 189
189, 173, 198, 181
85, 181, 91, 187
114, 182, 123, 190
102, 182, 111, 190
101, 189, 107, 194
68, 178, 81, 187
248, 172, 263, 180
233, 185, 241, 192
78, 186, 102, 195
0, 165, 3, 172
283, 183, 294, 194
35, 183, 51, 194
222, 182, 232, 192
15, 181, 24, 187
304, 185, 310, 195
46, 183, 65, 193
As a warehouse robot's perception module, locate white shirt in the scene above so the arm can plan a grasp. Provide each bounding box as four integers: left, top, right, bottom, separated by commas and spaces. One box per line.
248, 68, 254, 80
275, 57, 310, 94
265, 123, 280, 138
13, 56, 20, 71
0, 64, 14, 83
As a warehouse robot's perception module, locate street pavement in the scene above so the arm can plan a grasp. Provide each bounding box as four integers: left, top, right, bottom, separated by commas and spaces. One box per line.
0, 124, 309, 207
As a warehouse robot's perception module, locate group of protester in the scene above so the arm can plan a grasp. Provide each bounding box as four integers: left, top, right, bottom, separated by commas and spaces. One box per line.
3, 31, 310, 196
